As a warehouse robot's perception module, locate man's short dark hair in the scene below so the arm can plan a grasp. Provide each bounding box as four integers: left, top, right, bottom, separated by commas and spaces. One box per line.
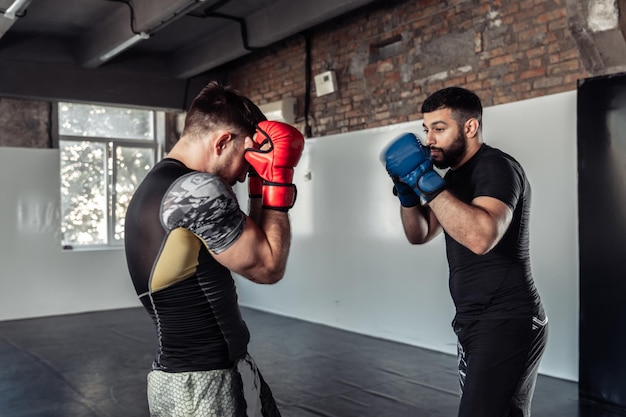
421, 86, 482, 126
183, 81, 267, 140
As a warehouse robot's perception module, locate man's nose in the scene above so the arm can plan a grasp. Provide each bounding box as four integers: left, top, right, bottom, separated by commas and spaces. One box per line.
424, 131, 435, 146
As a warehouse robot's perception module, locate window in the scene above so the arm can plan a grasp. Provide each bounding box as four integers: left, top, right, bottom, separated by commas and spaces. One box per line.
58, 102, 164, 249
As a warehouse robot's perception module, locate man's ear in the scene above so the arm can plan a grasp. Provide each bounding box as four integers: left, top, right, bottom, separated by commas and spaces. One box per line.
465, 118, 480, 139
214, 132, 232, 155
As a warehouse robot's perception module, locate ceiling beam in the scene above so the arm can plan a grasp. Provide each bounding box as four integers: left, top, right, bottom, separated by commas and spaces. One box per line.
170, 0, 377, 78
0, 0, 31, 39
132, 0, 210, 33
0, 58, 191, 110
79, 0, 207, 68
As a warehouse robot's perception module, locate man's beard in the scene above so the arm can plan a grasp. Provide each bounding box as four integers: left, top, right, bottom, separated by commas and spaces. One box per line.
431, 130, 466, 169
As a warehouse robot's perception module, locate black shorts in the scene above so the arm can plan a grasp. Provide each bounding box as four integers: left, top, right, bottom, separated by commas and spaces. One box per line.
453, 315, 548, 417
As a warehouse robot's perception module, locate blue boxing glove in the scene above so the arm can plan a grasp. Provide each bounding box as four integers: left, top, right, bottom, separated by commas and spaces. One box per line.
392, 179, 421, 207
380, 132, 446, 203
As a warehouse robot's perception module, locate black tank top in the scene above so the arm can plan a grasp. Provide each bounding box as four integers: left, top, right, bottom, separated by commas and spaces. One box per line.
125, 158, 250, 371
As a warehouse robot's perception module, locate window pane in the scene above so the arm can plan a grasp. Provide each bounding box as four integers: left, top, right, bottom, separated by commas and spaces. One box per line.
60, 141, 108, 246
58, 102, 154, 140
114, 146, 154, 242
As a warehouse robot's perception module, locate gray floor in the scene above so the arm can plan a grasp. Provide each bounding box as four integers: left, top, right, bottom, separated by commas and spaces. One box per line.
0, 307, 622, 417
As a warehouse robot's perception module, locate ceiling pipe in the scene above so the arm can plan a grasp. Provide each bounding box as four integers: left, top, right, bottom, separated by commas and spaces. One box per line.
188, 0, 264, 52
3, 0, 31, 19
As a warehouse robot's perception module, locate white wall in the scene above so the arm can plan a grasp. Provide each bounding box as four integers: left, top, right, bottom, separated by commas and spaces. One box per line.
0, 148, 140, 321
0, 91, 578, 382
483, 92, 579, 381
234, 91, 579, 382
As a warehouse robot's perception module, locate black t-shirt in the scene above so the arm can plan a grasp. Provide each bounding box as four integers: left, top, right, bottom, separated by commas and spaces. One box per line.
444, 144, 542, 320
124, 158, 250, 372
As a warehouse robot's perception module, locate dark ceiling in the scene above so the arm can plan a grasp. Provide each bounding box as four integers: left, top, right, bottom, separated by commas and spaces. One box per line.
0, 0, 378, 80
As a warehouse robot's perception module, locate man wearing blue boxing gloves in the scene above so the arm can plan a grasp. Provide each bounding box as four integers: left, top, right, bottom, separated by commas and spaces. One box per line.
381, 87, 548, 417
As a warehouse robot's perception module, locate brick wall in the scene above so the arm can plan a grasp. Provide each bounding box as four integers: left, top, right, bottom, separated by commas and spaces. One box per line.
0, 98, 51, 148
226, 0, 590, 137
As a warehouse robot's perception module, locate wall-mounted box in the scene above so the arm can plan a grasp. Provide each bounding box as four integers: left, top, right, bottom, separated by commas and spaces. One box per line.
314, 71, 337, 97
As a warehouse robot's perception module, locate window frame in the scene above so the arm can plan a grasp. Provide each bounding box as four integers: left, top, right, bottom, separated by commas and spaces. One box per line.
55, 103, 165, 250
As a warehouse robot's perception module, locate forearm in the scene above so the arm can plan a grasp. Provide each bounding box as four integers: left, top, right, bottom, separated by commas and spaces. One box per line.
246, 198, 291, 282
254, 209, 291, 283
400, 204, 440, 244
248, 197, 262, 224
428, 191, 505, 254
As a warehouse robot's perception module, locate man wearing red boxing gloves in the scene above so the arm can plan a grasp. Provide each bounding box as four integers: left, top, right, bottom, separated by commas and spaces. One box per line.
124, 81, 304, 417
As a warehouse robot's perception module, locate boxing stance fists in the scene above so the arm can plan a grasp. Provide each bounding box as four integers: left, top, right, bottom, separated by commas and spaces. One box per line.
390, 172, 421, 208
381, 132, 446, 204
245, 121, 305, 211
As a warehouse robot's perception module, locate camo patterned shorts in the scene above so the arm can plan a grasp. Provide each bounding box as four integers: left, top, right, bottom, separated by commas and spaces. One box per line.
147, 355, 281, 417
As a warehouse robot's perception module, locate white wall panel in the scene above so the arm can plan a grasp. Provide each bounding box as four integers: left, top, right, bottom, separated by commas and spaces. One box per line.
236, 91, 579, 381
0, 147, 140, 321
483, 91, 579, 381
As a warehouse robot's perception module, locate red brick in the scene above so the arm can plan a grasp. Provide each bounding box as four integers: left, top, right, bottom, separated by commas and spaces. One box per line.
520, 68, 546, 79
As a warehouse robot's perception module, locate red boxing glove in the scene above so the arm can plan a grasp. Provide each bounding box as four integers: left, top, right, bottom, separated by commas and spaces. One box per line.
245, 121, 305, 211
247, 168, 262, 199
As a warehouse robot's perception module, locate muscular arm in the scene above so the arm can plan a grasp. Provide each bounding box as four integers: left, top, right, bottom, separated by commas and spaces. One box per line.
233, 170, 283, 283
238, 189, 288, 284
162, 171, 291, 286
400, 203, 442, 244
427, 190, 512, 255
247, 196, 262, 224
213, 210, 290, 284
218, 120, 302, 284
